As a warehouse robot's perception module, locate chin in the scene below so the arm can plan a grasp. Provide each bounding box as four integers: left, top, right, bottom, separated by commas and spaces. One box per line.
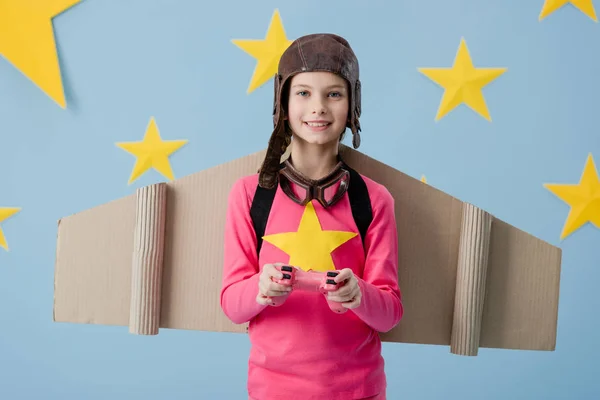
296, 134, 340, 147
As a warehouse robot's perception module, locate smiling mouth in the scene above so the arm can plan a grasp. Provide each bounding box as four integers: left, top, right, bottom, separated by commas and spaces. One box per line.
304, 122, 331, 127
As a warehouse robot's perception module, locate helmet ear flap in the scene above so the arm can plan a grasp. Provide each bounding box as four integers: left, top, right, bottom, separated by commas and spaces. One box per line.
354, 79, 362, 119
350, 79, 362, 148
272, 74, 281, 126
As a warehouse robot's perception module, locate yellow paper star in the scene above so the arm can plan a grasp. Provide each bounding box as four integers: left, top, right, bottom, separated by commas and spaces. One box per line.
418, 38, 507, 122
262, 201, 357, 272
539, 0, 598, 22
421, 175, 427, 183
232, 9, 293, 94
0, 0, 81, 108
0, 207, 21, 251
544, 153, 600, 240
116, 117, 188, 185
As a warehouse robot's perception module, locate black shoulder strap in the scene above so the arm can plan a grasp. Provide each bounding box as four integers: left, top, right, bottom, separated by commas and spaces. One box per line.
250, 184, 277, 255
345, 165, 373, 247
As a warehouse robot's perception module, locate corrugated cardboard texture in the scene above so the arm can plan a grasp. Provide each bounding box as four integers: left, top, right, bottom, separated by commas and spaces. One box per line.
450, 203, 492, 356
53, 145, 562, 355
129, 183, 167, 335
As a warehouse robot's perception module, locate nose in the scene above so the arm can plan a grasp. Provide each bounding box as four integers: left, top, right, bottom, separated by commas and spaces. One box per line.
311, 97, 326, 114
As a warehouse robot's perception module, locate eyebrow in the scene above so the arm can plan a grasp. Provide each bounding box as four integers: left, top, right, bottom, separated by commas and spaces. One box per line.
291, 84, 346, 90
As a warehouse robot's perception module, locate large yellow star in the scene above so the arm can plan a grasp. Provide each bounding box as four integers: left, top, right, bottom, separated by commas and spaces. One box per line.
231, 9, 293, 94
539, 0, 598, 22
262, 201, 357, 272
0, 0, 81, 108
544, 153, 600, 240
116, 117, 188, 185
0, 207, 21, 251
418, 38, 507, 122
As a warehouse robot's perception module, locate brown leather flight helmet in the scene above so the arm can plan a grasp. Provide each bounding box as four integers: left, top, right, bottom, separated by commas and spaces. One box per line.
257, 33, 362, 189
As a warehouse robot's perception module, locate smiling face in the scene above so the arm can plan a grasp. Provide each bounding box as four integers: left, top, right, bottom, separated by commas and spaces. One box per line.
285, 71, 349, 148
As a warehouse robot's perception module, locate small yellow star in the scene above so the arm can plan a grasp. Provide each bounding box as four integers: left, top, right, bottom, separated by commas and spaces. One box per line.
262, 201, 357, 272
232, 9, 293, 94
544, 153, 600, 240
539, 0, 598, 22
0, 207, 21, 251
421, 175, 427, 183
0, 0, 81, 108
418, 38, 507, 122
116, 117, 188, 185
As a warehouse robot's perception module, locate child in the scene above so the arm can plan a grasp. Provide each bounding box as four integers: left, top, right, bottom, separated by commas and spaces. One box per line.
220, 33, 403, 400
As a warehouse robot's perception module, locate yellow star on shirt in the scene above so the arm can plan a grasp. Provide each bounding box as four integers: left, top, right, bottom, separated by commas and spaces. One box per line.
539, 0, 598, 22
0, 0, 81, 108
418, 38, 507, 122
544, 153, 600, 240
0, 207, 21, 251
116, 117, 188, 185
262, 201, 357, 272
231, 9, 293, 94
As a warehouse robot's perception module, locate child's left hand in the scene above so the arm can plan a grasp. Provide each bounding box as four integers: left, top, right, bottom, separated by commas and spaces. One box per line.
327, 268, 362, 309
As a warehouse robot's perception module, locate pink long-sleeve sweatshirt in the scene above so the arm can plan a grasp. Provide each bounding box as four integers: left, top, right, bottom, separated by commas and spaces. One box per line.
220, 171, 403, 400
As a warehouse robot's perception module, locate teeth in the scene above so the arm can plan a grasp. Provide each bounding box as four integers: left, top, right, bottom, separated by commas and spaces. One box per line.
306, 122, 329, 127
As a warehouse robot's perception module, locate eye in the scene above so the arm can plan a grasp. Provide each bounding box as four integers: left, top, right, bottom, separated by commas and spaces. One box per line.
329, 92, 342, 97
296, 90, 308, 96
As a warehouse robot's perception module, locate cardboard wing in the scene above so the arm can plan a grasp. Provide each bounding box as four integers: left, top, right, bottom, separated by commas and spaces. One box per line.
53, 145, 562, 356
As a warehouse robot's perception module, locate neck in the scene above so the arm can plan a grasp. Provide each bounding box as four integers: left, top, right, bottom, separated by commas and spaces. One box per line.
288, 139, 339, 180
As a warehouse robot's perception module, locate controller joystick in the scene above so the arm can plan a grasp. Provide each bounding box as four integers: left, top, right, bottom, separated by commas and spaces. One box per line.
268, 265, 347, 314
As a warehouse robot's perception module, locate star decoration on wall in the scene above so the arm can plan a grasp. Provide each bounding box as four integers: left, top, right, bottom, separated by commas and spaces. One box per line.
115, 117, 188, 185
544, 153, 600, 240
231, 9, 293, 94
0, 207, 21, 251
262, 201, 357, 272
539, 0, 598, 22
418, 38, 507, 122
0, 0, 81, 108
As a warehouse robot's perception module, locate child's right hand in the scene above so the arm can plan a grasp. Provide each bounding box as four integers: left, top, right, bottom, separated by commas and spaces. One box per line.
256, 263, 293, 306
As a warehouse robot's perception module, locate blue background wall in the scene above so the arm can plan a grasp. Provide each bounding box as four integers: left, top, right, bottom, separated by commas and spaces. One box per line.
1, 0, 599, 398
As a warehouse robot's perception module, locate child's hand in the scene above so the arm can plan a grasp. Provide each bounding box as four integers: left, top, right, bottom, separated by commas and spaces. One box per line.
327, 268, 362, 309
256, 263, 293, 306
